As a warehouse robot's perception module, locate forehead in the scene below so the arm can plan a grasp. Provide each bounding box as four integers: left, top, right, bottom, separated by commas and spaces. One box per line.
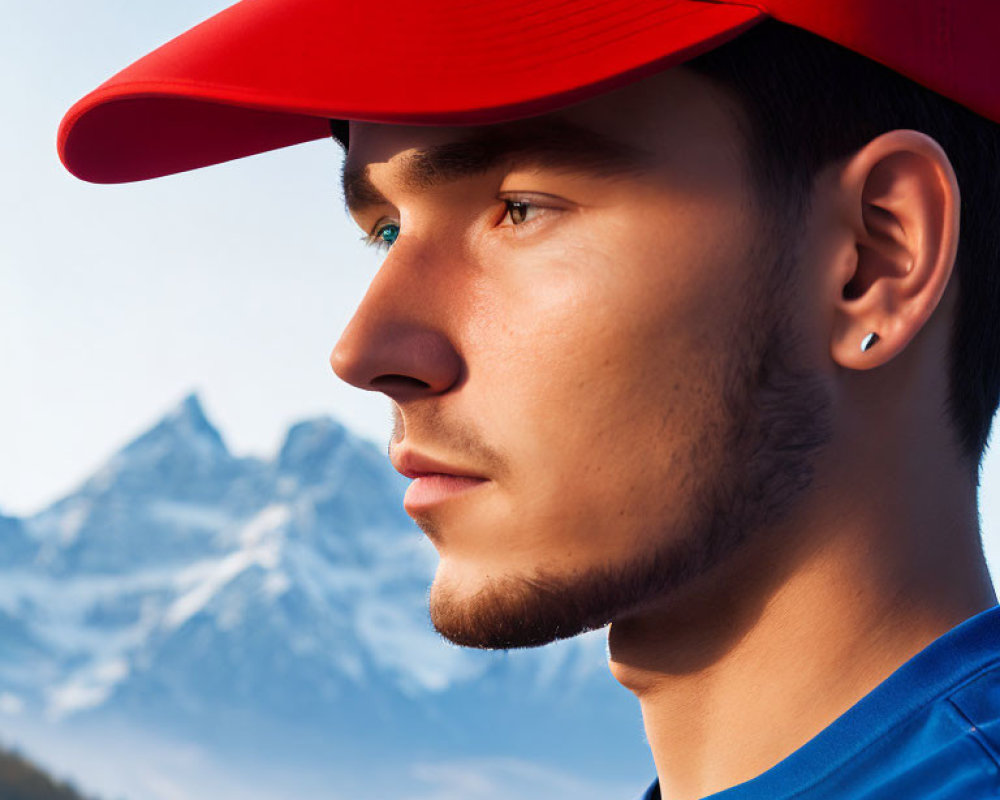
342, 66, 747, 204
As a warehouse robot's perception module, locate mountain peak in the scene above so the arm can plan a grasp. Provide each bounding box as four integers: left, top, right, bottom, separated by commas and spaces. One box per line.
171, 392, 210, 427
278, 417, 348, 471
158, 392, 227, 451
180, 392, 202, 411
116, 392, 230, 466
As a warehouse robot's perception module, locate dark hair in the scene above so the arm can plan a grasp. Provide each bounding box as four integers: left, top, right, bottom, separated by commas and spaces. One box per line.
685, 20, 1000, 471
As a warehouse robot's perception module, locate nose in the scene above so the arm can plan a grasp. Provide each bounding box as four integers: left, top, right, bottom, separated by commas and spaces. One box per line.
330, 254, 463, 404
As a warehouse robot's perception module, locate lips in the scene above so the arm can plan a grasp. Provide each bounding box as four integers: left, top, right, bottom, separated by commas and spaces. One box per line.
390, 448, 483, 481
390, 449, 489, 512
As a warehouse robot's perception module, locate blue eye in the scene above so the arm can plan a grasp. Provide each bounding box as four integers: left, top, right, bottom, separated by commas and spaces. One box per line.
378, 223, 399, 245
363, 220, 400, 252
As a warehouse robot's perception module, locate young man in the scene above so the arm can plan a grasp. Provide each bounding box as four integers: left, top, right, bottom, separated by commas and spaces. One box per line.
59, 2, 1000, 798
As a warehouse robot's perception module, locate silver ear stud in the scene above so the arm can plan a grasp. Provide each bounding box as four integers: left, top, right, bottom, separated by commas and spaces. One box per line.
861, 332, 880, 352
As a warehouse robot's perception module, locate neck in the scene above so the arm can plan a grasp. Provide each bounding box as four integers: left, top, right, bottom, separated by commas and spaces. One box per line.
608, 440, 995, 800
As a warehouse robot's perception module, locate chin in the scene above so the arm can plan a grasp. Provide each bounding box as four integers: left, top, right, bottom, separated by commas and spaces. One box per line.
428, 567, 600, 650
425, 537, 691, 650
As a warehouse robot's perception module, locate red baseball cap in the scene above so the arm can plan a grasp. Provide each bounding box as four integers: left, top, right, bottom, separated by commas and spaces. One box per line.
58, 0, 1000, 184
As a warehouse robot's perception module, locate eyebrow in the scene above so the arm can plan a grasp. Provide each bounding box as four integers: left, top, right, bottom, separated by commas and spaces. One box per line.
340, 119, 654, 215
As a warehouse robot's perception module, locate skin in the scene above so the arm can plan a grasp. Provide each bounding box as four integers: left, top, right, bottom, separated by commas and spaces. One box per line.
330, 67, 997, 799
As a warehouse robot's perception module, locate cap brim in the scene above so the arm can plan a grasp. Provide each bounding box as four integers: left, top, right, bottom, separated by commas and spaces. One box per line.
58, 0, 764, 184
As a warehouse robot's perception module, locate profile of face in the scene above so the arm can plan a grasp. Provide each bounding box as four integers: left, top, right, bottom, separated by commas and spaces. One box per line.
331, 67, 833, 650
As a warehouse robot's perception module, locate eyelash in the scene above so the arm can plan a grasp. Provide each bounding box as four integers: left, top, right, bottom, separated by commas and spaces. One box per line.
360, 197, 553, 253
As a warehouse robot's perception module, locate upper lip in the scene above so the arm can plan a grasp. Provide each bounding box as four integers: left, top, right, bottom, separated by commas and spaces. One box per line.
390, 448, 486, 481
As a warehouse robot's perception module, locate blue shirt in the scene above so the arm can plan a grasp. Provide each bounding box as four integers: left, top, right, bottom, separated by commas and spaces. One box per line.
640, 604, 1000, 800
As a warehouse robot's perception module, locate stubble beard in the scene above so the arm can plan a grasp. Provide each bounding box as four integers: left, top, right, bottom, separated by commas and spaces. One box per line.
428, 237, 835, 650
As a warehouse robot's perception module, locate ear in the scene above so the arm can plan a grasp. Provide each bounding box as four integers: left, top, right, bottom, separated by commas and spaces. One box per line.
828, 130, 960, 370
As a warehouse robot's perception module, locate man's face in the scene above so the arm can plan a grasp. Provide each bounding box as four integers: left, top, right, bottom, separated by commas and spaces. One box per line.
332, 68, 831, 648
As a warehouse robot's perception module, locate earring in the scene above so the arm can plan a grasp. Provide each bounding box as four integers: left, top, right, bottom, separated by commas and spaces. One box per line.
861, 332, 880, 352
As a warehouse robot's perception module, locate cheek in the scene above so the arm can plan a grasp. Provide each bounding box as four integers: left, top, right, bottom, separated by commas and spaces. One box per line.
458, 208, 751, 565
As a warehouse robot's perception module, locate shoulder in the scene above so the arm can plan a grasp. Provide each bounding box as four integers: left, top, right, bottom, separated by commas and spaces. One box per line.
943, 661, 1000, 767
853, 660, 1000, 800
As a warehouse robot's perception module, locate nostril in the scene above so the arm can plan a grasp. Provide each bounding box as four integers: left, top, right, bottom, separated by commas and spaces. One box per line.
371, 374, 431, 393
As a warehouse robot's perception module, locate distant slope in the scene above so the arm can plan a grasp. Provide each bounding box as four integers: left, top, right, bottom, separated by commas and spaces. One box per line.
0, 746, 94, 800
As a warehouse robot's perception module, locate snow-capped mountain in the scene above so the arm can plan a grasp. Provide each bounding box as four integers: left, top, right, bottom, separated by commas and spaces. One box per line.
0, 395, 652, 800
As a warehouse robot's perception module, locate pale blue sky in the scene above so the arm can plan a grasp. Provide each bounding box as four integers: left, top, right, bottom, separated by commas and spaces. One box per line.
2, 0, 389, 514
3, 0, 1000, 576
